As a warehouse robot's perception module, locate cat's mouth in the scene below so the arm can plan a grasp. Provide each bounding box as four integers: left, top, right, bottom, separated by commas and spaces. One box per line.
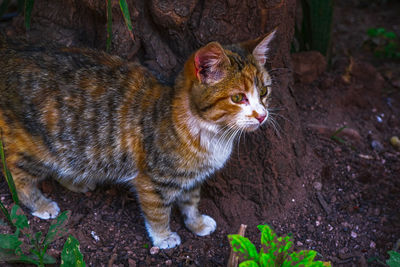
241, 122, 262, 132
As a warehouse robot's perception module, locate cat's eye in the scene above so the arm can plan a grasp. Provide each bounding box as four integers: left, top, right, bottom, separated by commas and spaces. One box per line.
231, 93, 246, 103
260, 86, 270, 97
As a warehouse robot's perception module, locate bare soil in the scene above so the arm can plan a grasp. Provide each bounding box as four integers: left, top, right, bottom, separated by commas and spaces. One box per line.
1, 0, 400, 266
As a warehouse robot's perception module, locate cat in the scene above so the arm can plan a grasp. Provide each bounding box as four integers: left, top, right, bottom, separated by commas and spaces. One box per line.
0, 29, 276, 249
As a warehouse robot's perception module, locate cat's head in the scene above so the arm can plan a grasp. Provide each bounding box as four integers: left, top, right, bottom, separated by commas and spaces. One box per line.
182, 30, 276, 133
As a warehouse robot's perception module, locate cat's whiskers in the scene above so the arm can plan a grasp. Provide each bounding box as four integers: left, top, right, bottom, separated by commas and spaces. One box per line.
265, 112, 282, 138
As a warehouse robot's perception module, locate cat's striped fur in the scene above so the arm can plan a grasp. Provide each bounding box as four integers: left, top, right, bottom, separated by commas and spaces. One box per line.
0, 30, 275, 248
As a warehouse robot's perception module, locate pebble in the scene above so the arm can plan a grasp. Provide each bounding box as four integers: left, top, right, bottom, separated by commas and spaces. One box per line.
390, 136, 400, 150
351, 231, 357, 238
313, 182, 322, 191
315, 221, 321, 226
370, 241, 376, 248
371, 140, 384, 152
165, 260, 173, 266
150, 246, 160, 255
91, 231, 100, 242
296, 241, 303, 246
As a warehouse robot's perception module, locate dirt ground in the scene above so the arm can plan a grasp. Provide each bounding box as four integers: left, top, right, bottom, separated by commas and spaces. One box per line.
1, 0, 400, 266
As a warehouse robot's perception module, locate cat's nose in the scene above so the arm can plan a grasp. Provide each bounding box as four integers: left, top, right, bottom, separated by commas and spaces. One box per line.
256, 114, 266, 123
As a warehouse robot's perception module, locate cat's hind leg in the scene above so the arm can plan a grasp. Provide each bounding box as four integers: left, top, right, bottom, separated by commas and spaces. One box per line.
12, 168, 60, 219
8, 155, 60, 220
177, 187, 216, 236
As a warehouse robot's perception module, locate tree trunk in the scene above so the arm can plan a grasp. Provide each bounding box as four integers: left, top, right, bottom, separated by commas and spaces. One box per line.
7, 0, 315, 231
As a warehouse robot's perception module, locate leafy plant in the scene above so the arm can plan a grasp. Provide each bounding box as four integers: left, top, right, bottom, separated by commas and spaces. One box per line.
330, 126, 347, 144
366, 27, 400, 59
0, 139, 85, 266
293, 0, 334, 57
228, 224, 331, 267
386, 250, 400, 267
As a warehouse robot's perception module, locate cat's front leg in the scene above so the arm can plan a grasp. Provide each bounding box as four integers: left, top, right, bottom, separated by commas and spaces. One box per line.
133, 174, 181, 249
177, 187, 216, 236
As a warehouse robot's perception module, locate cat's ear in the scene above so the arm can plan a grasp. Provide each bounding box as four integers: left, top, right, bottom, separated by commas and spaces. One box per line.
241, 29, 277, 67
194, 42, 230, 85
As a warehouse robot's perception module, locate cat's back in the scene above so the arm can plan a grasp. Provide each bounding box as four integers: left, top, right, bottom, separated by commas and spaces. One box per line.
0, 38, 157, 181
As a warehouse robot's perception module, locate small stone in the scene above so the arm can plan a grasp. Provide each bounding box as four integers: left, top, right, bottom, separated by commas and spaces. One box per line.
313, 182, 322, 191
351, 231, 357, 238
150, 246, 160, 255
390, 136, 400, 150
91, 231, 100, 242
315, 221, 320, 226
371, 140, 383, 152
328, 224, 334, 231
370, 241, 376, 248
296, 241, 303, 246
165, 260, 173, 266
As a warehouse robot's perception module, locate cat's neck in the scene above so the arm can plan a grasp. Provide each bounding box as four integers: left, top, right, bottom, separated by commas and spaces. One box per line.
172, 76, 235, 154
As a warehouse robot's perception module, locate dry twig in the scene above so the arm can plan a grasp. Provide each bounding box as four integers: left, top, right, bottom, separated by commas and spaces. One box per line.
227, 224, 247, 267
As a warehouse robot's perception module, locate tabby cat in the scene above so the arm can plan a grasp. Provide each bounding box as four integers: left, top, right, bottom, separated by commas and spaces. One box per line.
0, 30, 276, 249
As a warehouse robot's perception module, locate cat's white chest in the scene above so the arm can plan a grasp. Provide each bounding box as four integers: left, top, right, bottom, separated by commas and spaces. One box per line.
201, 133, 233, 170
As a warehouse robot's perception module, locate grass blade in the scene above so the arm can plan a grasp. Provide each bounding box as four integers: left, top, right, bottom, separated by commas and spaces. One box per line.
119, 0, 134, 40
0, 200, 13, 227
0, 137, 19, 205
24, 0, 35, 30
106, 0, 112, 52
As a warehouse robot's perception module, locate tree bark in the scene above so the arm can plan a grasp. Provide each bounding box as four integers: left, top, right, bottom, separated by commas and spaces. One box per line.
7, 0, 314, 231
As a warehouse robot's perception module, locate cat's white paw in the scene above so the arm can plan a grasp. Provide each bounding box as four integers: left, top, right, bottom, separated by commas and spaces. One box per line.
32, 201, 60, 219
153, 232, 181, 249
195, 215, 217, 236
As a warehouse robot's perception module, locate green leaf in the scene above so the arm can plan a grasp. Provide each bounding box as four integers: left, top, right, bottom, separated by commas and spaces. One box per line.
43, 210, 70, 247
228, 234, 259, 261
0, 137, 19, 205
239, 260, 260, 267
24, 0, 35, 30
34, 231, 42, 244
258, 225, 277, 245
387, 250, 400, 267
119, 0, 134, 40
0, 250, 38, 265
384, 31, 397, 40
42, 252, 57, 264
259, 253, 275, 267
0, 234, 22, 250
61, 235, 86, 267
10, 205, 28, 231
119, 0, 132, 31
